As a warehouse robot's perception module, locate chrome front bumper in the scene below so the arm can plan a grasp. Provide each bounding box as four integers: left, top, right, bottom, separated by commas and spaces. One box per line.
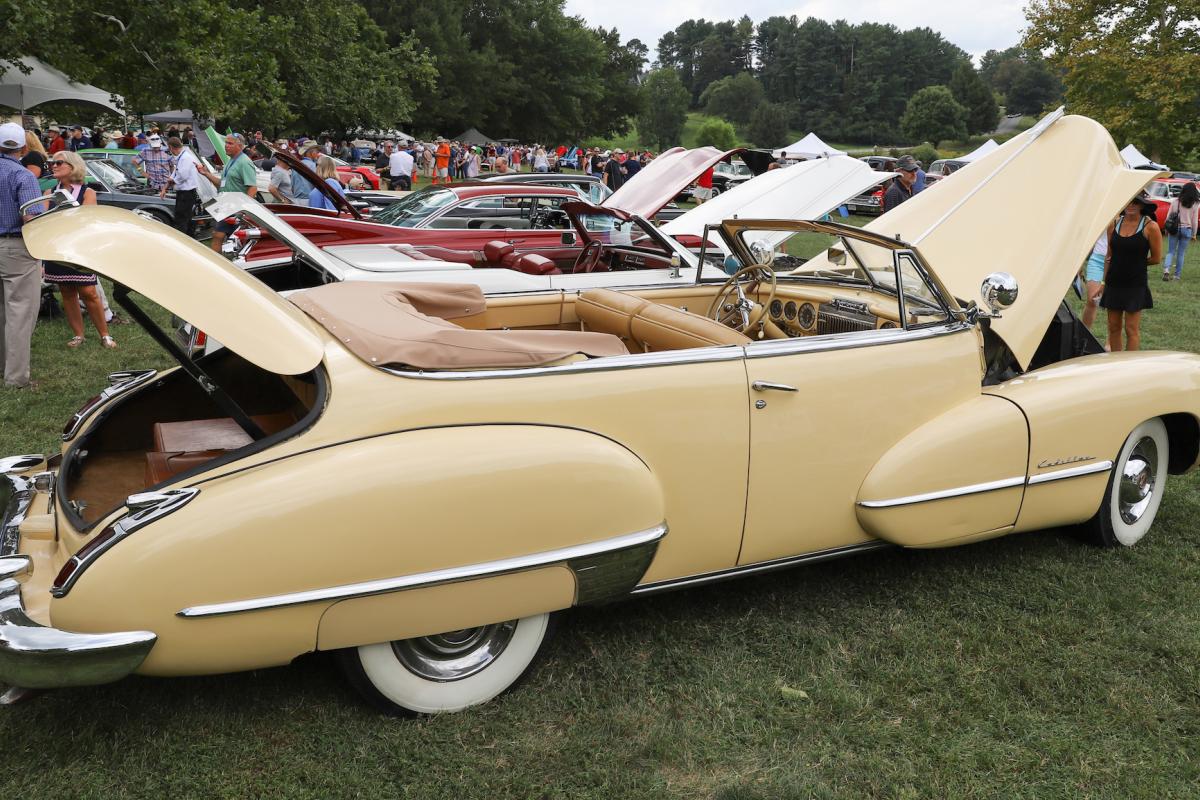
0, 459, 156, 689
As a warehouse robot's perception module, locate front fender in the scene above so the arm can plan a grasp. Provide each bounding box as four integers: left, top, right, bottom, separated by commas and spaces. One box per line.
52, 425, 665, 675
986, 351, 1200, 531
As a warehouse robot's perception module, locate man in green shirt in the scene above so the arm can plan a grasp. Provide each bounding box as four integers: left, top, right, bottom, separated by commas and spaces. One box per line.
199, 133, 258, 253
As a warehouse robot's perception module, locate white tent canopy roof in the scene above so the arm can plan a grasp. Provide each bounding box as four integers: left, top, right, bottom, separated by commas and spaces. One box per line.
145, 109, 199, 125
0, 57, 123, 114
772, 133, 846, 160
1120, 143, 1168, 171
957, 139, 999, 163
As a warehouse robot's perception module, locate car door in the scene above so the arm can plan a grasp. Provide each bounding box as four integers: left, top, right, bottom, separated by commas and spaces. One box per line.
736, 250, 1028, 563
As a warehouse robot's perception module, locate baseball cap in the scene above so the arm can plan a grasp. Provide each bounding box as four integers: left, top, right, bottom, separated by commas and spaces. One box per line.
148, 134, 164, 148
0, 123, 25, 149
895, 155, 919, 172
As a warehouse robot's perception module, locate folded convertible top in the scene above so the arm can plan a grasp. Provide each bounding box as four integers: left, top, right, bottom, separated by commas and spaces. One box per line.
291, 281, 628, 370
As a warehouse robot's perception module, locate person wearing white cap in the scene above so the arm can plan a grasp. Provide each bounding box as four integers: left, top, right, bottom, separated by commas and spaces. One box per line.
0, 123, 43, 388
141, 134, 173, 192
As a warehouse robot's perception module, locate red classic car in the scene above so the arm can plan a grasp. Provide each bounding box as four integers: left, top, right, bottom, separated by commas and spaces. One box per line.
331, 156, 381, 190
1146, 178, 1195, 229
236, 147, 737, 271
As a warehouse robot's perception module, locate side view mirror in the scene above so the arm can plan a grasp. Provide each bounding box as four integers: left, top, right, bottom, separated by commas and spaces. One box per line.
749, 239, 774, 266
980, 272, 1019, 316
561, 231, 577, 246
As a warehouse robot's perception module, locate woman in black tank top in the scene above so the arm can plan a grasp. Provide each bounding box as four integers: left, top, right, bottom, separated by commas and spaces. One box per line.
1101, 195, 1162, 351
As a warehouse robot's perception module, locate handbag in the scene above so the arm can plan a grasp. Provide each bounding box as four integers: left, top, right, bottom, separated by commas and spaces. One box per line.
1165, 210, 1180, 235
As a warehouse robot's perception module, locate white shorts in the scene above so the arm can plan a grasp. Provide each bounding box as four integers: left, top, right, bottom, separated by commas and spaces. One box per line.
437, 167, 448, 178
692, 187, 712, 201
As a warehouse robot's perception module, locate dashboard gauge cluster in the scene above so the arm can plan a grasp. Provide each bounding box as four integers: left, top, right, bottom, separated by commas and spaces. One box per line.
768, 298, 818, 333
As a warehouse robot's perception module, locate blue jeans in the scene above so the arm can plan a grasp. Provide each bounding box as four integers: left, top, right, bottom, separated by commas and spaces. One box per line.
1165, 227, 1193, 276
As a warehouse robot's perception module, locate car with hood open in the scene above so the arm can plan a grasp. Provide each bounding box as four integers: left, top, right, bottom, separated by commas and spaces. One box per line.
3, 111, 1197, 716
233, 147, 745, 267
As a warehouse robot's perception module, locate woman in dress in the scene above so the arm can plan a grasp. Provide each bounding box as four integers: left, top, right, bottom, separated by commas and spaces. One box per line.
43, 151, 116, 349
1100, 194, 1162, 351
1162, 181, 1199, 281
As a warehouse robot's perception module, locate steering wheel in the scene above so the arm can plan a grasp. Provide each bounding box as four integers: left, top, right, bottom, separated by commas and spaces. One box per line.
573, 241, 605, 273
706, 264, 778, 337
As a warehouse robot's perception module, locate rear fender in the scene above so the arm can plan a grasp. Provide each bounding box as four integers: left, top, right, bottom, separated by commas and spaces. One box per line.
50, 425, 665, 675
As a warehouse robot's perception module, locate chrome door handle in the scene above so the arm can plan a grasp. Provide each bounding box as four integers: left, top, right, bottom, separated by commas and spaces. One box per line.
751, 381, 798, 392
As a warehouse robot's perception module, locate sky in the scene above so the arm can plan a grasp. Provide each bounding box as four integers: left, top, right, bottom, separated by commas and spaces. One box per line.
563, 0, 1029, 62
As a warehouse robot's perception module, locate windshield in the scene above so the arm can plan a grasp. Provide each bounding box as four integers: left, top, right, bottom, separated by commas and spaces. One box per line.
578, 213, 668, 253
88, 160, 135, 188
371, 187, 456, 227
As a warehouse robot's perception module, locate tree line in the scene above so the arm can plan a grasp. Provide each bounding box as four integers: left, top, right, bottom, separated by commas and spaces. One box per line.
2, 0, 647, 142
4, 0, 1078, 151
644, 15, 1063, 149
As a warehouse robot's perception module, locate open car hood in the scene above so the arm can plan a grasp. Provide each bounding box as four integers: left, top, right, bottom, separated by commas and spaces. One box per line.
602, 146, 739, 218
270, 147, 362, 220
22, 204, 324, 375
661, 157, 891, 244
862, 111, 1157, 369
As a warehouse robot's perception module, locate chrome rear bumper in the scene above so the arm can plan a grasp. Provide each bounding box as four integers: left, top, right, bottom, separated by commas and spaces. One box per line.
0, 456, 156, 689
0, 557, 156, 689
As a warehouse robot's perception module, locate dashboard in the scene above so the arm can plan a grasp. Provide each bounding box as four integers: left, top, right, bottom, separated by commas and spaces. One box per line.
767, 293, 901, 336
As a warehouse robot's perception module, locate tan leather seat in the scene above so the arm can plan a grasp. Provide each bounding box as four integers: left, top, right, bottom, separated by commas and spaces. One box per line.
576, 288, 750, 353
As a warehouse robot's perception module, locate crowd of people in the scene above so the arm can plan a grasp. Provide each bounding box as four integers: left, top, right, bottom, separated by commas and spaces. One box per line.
2, 113, 1195, 390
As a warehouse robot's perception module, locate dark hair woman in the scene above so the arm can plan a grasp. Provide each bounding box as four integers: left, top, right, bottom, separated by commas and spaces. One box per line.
1100, 194, 1161, 351
1162, 181, 1199, 280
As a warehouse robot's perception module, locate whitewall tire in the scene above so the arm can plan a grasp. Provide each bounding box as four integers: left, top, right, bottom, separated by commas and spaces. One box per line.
339, 613, 553, 715
1078, 418, 1169, 547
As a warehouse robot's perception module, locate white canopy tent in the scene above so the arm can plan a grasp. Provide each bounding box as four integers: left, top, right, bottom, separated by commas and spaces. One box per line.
145, 109, 203, 126
0, 56, 123, 116
1120, 144, 1168, 171
957, 139, 999, 163
772, 133, 846, 160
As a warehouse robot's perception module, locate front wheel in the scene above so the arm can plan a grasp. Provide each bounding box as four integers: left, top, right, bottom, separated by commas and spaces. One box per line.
1076, 418, 1168, 547
338, 613, 554, 715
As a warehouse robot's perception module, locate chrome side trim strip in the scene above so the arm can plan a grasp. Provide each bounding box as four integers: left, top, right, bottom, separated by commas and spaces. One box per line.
857, 476, 1026, 509
178, 522, 669, 618
384, 321, 973, 381
384, 346, 745, 381
747, 321, 972, 360
62, 369, 158, 441
1027, 460, 1114, 485
629, 541, 892, 596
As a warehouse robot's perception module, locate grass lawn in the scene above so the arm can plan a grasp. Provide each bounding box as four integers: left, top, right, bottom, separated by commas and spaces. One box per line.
3, 226, 1200, 798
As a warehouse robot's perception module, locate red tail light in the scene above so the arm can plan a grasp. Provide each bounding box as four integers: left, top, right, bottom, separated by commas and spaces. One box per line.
194, 330, 207, 349
52, 525, 117, 595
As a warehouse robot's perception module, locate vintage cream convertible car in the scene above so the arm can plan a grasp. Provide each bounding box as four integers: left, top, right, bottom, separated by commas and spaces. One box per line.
2, 112, 1197, 714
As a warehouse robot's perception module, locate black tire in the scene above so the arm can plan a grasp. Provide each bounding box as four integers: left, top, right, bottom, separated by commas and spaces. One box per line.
337, 612, 559, 715
1075, 418, 1168, 547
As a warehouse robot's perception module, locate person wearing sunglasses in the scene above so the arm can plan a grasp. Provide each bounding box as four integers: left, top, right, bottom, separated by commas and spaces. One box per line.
41, 151, 116, 349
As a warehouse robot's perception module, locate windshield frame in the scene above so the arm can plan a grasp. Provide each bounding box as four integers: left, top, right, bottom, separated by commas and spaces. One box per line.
370, 186, 458, 227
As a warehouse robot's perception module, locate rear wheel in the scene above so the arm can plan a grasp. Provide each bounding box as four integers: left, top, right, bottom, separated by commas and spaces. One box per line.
338, 612, 554, 715
1077, 418, 1168, 547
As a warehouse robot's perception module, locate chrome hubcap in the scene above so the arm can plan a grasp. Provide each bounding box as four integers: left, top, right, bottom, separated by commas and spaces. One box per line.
1119, 436, 1158, 524
392, 621, 516, 682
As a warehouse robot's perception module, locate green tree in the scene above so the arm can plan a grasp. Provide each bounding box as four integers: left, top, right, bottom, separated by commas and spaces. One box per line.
700, 72, 765, 124
900, 85, 967, 144
636, 68, 689, 148
1025, 0, 1198, 162
746, 103, 789, 148
948, 62, 1000, 135
693, 117, 738, 149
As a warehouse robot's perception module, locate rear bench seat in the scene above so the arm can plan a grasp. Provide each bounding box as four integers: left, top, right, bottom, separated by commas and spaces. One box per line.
145, 412, 298, 486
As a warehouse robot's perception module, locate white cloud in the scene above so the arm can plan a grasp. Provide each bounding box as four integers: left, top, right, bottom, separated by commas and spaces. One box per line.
565, 0, 1027, 61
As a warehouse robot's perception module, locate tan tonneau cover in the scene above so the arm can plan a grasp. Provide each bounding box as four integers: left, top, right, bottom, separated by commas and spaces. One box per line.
291, 282, 629, 370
